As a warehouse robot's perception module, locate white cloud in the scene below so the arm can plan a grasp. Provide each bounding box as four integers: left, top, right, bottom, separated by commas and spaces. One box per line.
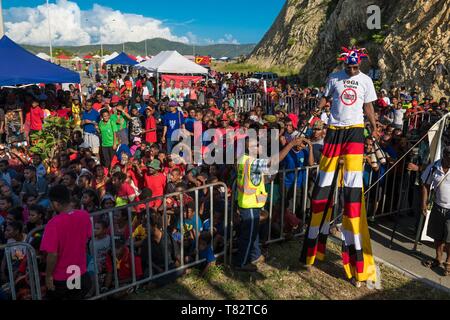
217, 34, 240, 45
4, 0, 190, 46
203, 34, 240, 45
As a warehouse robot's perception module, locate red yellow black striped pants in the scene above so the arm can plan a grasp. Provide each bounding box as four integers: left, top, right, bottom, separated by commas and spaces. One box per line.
300, 124, 377, 282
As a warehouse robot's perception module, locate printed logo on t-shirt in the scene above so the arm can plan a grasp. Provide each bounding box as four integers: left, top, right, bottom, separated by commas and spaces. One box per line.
340, 88, 357, 106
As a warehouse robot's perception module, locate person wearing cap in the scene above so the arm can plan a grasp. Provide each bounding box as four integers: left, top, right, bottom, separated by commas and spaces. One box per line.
162, 100, 185, 153
421, 146, 450, 276
300, 47, 378, 287
143, 159, 166, 209
235, 135, 304, 271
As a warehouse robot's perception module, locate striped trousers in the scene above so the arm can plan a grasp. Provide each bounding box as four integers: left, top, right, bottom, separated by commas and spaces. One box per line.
300, 124, 377, 282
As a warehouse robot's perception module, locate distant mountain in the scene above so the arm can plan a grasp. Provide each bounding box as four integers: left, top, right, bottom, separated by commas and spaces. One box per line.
22, 37, 256, 59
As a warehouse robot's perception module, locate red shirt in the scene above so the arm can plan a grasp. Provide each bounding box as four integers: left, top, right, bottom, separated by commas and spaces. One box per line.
92, 102, 103, 111
209, 106, 221, 117
26, 107, 44, 130
117, 182, 136, 199
145, 116, 157, 144
105, 246, 143, 281
143, 172, 166, 198
56, 108, 71, 120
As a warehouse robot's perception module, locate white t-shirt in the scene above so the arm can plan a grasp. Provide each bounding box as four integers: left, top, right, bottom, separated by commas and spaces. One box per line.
392, 109, 406, 125
421, 160, 450, 209
320, 112, 330, 125
324, 70, 377, 126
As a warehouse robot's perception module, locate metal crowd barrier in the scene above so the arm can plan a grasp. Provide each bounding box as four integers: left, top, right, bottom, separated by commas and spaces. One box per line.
235, 93, 319, 116
234, 93, 263, 114
0, 242, 42, 300
87, 181, 229, 300
3, 182, 229, 300
406, 112, 432, 131
230, 166, 319, 247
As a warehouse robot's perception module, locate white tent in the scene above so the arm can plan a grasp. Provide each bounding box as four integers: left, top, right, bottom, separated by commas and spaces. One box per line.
136, 55, 145, 62
71, 56, 83, 62
136, 51, 208, 74
145, 55, 152, 60
36, 52, 51, 61
93, 54, 101, 59
101, 51, 119, 64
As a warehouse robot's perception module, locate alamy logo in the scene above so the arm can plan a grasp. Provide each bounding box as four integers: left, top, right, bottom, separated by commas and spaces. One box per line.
367, 5, 381, 30
66, 265, 81, 290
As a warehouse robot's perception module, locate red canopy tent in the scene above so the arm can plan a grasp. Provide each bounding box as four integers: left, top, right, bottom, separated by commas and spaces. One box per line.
127, 54, 137, 61
83, 54, 94, 59
56, 54, 71, 60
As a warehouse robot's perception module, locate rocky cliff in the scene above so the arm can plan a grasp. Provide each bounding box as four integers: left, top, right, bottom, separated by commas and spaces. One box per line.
247, 0, 450, 98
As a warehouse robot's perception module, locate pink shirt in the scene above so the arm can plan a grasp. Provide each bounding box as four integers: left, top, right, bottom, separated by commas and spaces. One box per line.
40, 210, 92, 281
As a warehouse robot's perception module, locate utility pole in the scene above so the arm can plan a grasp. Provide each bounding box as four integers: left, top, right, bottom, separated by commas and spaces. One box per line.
123, 42, 125, 52
0, 0, 4, 37
145, 39, 147, 57
46, 0, 53, 62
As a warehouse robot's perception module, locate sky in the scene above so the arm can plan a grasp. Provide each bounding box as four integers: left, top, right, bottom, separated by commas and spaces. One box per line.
2, 0, 285, 46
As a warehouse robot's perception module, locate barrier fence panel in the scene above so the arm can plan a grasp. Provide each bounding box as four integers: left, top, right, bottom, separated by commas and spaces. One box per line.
3, 182, 228, 300
0, 242, 42, 300
87, 181, 229, 300
234, 93, 319, 117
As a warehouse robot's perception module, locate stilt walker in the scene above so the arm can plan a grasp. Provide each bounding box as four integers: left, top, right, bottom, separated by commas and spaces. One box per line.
300, 47, 379, 286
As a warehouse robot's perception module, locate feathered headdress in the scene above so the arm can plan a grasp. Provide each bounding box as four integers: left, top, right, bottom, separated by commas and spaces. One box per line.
338, 46, 369, 65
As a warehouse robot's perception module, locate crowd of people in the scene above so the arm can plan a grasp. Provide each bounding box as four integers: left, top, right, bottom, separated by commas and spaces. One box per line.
0, 65, 448, 299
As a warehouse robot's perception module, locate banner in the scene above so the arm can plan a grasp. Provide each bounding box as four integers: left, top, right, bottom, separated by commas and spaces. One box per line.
161, 75, 203, 88
195, 56, 211, 66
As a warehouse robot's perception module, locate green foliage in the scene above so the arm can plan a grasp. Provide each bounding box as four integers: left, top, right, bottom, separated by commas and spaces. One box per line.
350, 38, 358, 46
287, 37, 296, 47
25, 39, 256, 60
373, 80, 383, 92
30, 116, 74, 161
52, 48, 73, 57
371, 33, 385, 44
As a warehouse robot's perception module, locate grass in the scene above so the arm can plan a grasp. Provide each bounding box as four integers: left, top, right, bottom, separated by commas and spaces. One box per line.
129, 240, 450, 300
212, 62, 298, 77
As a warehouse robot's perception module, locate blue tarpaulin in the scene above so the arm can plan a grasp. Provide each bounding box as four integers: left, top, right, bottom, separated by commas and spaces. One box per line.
0, 35, 80, 86
105, 52, 137, 66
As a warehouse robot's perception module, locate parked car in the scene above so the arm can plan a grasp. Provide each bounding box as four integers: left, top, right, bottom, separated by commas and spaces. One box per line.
247, 72, 279, 83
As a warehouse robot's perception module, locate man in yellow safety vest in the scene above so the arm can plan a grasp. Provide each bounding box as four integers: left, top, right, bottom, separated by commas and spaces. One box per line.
235, 135, 304, 271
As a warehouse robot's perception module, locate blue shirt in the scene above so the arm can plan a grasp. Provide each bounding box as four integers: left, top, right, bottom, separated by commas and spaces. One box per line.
163, 111, 185, 139
199, 246, 216, 263
185, 117, 197, 133
176, 214, 203, 235
81, 109, 100, 134
282, 149, 309, 188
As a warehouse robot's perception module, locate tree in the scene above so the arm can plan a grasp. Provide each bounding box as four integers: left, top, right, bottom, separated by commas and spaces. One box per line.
30, 116, 74, 162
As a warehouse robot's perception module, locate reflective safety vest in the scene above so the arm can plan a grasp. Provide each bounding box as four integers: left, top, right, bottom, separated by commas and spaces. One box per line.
237, 155, 268, 209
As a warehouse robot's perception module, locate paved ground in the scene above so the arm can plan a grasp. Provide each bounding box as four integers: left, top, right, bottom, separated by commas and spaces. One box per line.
367, 215, 450, 290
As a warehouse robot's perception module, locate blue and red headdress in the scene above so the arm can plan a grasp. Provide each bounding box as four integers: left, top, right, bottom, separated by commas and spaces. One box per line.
338, 46, 369, 65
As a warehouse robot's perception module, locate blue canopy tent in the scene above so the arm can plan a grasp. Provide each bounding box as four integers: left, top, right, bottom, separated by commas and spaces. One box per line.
0, 35, 80, 86
104, 52, 138, 66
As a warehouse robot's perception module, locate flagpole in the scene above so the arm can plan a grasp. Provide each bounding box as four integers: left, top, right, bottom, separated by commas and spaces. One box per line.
0, 0, 4, 37
46, 0, 53, 62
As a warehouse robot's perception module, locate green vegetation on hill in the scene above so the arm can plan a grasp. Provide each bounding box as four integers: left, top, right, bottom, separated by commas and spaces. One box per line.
212, 62, 299, 76
22, 38, 256, 59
